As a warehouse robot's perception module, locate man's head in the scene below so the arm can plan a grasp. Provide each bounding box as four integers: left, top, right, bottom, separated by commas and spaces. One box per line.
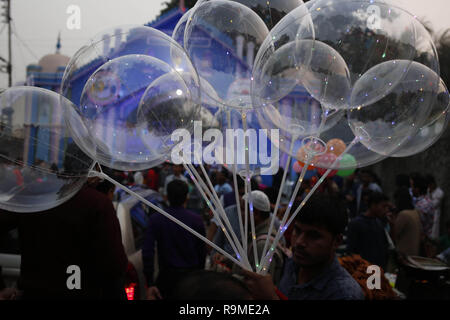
171, 270, 252, 300
366, 192, 390, 218
425, 174, 437, 191
167, 179, 189, 207
243, 190, 271, 225
394, 187, 414, 212
359, 170, 373, 186
172, 164, 184, 176
216, 170, 229, 186
291, 194, 348, 268
410, 174, 428, 197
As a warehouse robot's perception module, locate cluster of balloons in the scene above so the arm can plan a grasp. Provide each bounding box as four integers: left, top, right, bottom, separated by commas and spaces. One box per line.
0, 0, 448, 221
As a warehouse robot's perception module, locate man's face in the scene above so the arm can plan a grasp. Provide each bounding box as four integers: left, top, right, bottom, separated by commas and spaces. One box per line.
173, 165, 183, 176
361, 172, 371, 185
291, 221, 339, 268
372, 201, 391, 219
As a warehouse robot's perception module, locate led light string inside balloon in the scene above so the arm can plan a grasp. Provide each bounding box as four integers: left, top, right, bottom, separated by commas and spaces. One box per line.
258, 132, 297, 272
241, 111, 259, 268
227, 109, 246, 251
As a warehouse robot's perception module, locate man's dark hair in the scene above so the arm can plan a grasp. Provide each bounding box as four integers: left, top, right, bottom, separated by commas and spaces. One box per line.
167, 179, 189, 207
411, 174, 428, 195
95, 179, 115, 195
395, 174, 410, 188
367, 191, 389, 207
257, 208, 270, 220
295, 194, 348, 235
171, 270, 252, 300
425, 174, 436, 186
394, 187, 414, 211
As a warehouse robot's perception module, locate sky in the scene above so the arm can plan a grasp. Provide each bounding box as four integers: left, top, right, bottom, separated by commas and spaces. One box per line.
0, 0, 449, 88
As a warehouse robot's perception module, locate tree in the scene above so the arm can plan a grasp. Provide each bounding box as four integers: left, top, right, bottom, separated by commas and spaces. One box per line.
436, 30, 450, 87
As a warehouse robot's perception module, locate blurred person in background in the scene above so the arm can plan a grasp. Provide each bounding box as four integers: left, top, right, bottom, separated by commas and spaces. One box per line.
142, 180, 206, 300
0, 179, 128, 300
346, 192, 390, 270
392, 187, 422, 257
425, 174, 444, 240
411, 174, 435, 241
163, 164, 188, 199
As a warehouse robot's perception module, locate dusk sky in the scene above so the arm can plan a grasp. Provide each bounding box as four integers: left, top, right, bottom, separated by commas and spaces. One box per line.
0, 0, 449, 88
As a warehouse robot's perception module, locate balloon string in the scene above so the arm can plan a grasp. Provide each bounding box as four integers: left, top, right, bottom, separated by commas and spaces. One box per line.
257, 154, 311, 273
186, 149, 251, 268
198, 160, 250, 266
227, 109, 246, 250
88, 169, 251, 271
183, 162, 251, 269
242, 111, 258, 268
259, 139, 295, 271
259, 137, 360, 274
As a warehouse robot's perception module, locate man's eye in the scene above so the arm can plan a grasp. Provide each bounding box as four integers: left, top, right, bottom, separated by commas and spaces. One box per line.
307, 232, 321, 239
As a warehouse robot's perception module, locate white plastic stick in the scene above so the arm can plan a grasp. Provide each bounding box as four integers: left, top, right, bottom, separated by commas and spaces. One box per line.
242, 112, 258, 268
227, 110, 246, 249
259, 137, 360, 273
89, 170, 250, 271
258, 155, 311, 272
259, 140, 295, 270
188, 147, 249, 265
183, 163, 250, 268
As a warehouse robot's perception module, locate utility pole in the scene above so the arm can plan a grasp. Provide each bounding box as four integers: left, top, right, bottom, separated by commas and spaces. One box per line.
1, 0, 11, 86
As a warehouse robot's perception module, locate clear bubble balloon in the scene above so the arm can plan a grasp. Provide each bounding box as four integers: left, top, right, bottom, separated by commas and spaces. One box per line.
74, 55, 192, 171
253, 40, 351, 110
255, 83, 344, 168
195, 0, 305, 31
286, 0, 420, 109
172, 9, 192, 49
391, 78, 449, 157
0, 86, 93, 213
351, 17, 439, 109
348, 60, 439, 157
137, 70, 200, 162
184, 0, 269, 110
61, 26, 200, 171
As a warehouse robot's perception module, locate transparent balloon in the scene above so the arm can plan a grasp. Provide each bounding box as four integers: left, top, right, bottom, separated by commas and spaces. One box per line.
194, 0, 305, 31
348, 61, 439, 157
0, 87, 94, 213
61, 26, 201, 171
252, 4, 313, 105
137, 70, 200, 164
184, 0, 269, 110
391, 78, 449, 157
73, 55, 193, 171
254, 83, 344, 169
253, 40, 351, 110
172, 9, 192, 49
275, 0, 421, 109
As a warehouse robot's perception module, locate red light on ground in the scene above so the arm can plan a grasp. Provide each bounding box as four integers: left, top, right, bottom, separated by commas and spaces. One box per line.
125, 283, 136, 300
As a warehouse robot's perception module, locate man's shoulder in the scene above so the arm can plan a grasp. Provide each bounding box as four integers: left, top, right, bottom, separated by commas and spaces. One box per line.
348, 215, 366, 228
325, 265, 365, 300
182, 208, 205, 227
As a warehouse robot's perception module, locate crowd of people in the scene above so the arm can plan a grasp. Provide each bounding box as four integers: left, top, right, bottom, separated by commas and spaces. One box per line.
0, 162, 449, 300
